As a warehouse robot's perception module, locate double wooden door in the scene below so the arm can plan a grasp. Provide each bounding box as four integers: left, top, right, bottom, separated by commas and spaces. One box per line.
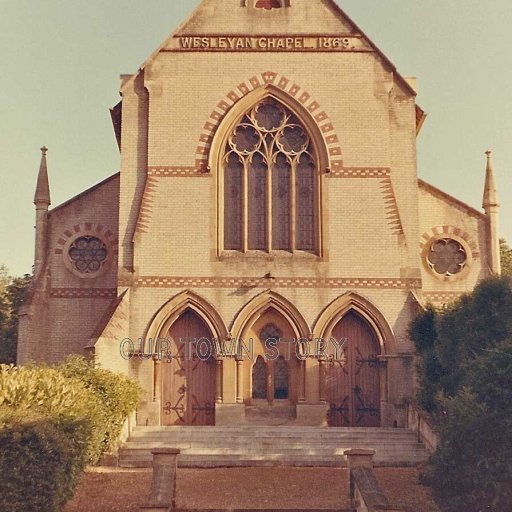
324, 311, 381, 427
162, 311, 215, 426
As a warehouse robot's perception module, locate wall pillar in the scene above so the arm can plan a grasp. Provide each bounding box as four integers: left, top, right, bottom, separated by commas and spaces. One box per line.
298, 359, 306, 403
236, 356, 244, 404
318, 357, 326, 403
140, 448, 180, 511
216, 358, 223, 403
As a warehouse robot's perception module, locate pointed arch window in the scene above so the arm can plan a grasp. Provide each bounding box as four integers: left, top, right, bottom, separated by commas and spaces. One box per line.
223, 98, 318, 253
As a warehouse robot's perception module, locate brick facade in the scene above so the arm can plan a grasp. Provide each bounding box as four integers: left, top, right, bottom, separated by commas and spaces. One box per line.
18, 0, 497, 428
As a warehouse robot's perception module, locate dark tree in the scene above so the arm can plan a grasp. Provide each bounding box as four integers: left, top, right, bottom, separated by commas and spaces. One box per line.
0, 271, 32, 364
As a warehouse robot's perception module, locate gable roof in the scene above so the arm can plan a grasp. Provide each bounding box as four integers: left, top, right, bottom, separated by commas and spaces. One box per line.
49, 173, 120, 215
418, 178, 486, 221
120, 0, 419, 99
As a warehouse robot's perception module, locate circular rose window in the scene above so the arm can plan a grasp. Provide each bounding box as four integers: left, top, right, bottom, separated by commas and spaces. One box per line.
426, 238, 467, 276
68, 236, 108, 274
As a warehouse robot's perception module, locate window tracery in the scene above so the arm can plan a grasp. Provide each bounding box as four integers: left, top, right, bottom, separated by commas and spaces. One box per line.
426, 238, 467, 276
223, 99, 317, 253
68, 236, 108, 274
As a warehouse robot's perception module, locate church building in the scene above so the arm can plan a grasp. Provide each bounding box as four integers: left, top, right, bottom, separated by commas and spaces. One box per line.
18, 0, 501, 429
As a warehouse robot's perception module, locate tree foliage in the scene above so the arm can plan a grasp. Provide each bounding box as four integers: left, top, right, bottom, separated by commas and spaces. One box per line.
410, 276, 512, 411
501, 238, 512, 276
411, 277, 512, 511
0, 269, 32, 364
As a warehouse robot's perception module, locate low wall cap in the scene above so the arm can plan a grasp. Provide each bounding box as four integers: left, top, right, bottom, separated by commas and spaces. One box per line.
343, 449, 376, 456
151, 448, 181, 455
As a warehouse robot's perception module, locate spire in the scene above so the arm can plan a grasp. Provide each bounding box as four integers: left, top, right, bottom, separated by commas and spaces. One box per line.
482, 150, 499, 209
34, 146, 51, 207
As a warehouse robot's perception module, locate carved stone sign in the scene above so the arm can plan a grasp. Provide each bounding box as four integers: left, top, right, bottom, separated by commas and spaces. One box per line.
170, 35, 368, 51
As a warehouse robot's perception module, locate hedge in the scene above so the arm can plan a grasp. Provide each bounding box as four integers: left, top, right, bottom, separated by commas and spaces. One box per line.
0, 358, 141, 512
57, 356, 140, 454
0, 410, 91, 512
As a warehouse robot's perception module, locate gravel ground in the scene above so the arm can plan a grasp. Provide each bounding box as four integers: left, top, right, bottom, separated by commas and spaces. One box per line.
62, 466, 440, 511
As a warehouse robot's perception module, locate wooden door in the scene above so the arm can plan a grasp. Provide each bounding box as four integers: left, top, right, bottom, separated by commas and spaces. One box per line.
162, 311, 215, 426
325, 311, 381, 427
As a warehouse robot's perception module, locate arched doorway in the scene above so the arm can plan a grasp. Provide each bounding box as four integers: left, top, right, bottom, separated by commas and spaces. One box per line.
161, 310, 216, 426
325, 311, 381, 427
244, 309, 299, 405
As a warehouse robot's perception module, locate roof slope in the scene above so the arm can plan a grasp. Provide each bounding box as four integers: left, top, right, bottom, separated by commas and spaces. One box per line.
121, 0, 418, 98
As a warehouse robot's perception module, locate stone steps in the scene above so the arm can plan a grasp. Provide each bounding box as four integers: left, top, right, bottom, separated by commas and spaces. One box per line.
119, 426, 430, 468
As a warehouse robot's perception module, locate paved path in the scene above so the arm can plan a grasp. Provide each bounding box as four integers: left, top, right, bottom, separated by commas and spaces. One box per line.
63, 467, 439, 512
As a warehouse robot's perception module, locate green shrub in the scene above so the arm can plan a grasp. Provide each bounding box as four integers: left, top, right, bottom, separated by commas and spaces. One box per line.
57, 356, 141, 453
409, 276, 512, 411
0, 409, 91, 512
0, 364, 105, 463
411, 277, 512, 511
0, 359, 141, 511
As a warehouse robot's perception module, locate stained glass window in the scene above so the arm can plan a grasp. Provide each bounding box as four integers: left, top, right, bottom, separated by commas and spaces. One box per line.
259, 323, 283, 343
252, 356, 268, 399
427, 238, 467, 276
68, 236, 108, 274
224, 152, 243, 249
274, 357, 289, 399
224, 98, 317, 252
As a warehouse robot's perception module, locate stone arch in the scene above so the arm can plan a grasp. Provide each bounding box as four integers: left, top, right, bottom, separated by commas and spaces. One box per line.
312, 292, 397, 355
231, 290, 310, 343
196, 71, 343, 172
211, 82, 333, 255
145, 290, 228, 353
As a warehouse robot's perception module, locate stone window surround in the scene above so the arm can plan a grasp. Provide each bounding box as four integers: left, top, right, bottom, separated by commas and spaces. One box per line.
421, 232, 474, 283
62, 230, 113, 279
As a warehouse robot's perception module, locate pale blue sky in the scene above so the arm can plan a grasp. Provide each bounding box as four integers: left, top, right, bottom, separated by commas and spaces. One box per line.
0, 0, 510, 276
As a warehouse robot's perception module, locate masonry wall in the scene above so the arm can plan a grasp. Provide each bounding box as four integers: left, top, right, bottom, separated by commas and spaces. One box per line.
27, 175, 121, 364
418, 182, 490, 305
19, 1, 493, 427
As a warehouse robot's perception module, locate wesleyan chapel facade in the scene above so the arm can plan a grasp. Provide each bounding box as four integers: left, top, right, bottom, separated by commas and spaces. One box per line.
18, 0, 501, 428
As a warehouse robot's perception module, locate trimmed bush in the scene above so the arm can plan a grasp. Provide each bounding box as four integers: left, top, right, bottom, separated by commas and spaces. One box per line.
0, 410, 91, 512
57, 356, 141, 453
0, 364, 105, 463
0, 359, 141, 511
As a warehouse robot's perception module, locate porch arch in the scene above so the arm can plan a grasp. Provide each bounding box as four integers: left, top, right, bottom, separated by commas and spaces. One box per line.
312, 292, 397, 355
231, 290, 310, 343
145, 289, 228, 351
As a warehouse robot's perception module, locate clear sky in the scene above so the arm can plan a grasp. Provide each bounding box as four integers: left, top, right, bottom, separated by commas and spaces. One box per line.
0, 0, 510, 276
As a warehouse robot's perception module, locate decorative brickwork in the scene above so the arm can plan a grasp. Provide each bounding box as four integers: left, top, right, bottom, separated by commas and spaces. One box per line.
328, 167, 390, 178
50, 288, 117, 299
54, 223, 118, 255
147, 166, 210, 177
420, 226, 479, 258
423, 292, 464, 305
195, 71, 343, 172
327, 168, 404, 236
380, 176, 404, 236
135, 276, 421, 290
135, 176, 159, 234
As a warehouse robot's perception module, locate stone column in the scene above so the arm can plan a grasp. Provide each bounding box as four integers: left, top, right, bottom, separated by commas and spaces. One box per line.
153, 358, 162, 402
236, 356, 244, 404
318, 356, 326, 403
298, 359, 306, 403
140, 448, 180, 512
216, 358, 223, 403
